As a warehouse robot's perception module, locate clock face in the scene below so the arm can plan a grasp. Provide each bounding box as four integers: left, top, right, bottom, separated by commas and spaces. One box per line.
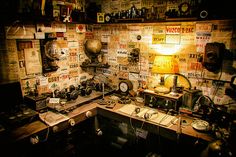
105, 14, 111, 22
120, 82, 129, 93
118, 80, 133, 94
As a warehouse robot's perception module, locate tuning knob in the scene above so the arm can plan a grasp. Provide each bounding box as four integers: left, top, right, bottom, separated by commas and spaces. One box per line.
68, 118, 75, 126
30, 135, 39, 144
85, 111, 92, 118
52, 126, 59, 133
96, 128, 103, 136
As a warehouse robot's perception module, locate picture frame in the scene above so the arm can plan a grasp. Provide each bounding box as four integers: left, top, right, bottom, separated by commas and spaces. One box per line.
97, 13, 105, 23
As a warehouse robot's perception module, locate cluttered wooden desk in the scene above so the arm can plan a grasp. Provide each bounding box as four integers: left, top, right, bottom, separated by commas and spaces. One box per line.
97, 101, 214, 143
2, 95, 214, 146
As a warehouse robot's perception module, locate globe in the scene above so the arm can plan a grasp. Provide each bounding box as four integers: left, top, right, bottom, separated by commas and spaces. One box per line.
45, 40, 61, 60
84, 39, 102, 63
84, 39, 102, 54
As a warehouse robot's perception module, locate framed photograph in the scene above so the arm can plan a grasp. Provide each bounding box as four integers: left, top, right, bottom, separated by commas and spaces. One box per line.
97, 13, 105, 23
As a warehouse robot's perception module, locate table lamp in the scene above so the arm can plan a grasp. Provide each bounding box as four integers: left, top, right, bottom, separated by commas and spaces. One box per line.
152, 55, 179, 96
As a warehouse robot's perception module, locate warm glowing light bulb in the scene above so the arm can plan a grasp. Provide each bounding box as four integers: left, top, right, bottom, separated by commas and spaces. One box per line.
154, 44, 182, 55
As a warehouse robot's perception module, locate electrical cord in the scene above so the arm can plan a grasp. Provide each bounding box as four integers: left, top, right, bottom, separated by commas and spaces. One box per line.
129, 108, 145, 135
129, 100, 140, 135
156, 109, 174, 155
129, 100, 149, 139
195, 54, 223, 104
211, 65, 223, 103
41, 124, 50, 142
129, 109, 145, 145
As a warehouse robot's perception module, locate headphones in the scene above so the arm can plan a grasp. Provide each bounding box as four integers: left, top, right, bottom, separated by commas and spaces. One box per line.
132, 107, 158, 120
144, 112, 152, 120
144, 110, 158, 120
131, 107, 141, 116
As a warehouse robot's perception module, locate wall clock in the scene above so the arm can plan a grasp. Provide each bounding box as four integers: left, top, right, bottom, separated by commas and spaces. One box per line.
104, 13, 111, 23
118, 79, 133, 95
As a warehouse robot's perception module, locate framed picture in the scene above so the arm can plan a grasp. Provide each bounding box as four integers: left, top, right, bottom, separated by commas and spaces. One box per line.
97, 13, 105, 23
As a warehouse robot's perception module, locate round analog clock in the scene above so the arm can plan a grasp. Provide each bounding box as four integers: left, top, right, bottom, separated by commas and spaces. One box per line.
118, 80, 133, 95
104, 14, 111, 23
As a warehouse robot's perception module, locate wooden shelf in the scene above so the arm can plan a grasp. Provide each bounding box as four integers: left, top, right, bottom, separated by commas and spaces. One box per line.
165, 17, 198, 21
115, 18, 145, 23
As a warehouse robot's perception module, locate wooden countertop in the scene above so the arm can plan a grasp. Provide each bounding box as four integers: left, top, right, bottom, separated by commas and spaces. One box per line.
2, 98, 214, 144
97, 102, 214, 142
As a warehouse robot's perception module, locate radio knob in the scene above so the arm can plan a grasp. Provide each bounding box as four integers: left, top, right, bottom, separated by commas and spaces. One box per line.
96, 128, 103, 136
52, 126, 59, 133
68, 118, 75, 126
30, 135, 39, 144
85, 111, 92, 118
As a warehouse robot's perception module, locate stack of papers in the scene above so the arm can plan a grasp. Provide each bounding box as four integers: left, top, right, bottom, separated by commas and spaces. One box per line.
39, 111, 69, 126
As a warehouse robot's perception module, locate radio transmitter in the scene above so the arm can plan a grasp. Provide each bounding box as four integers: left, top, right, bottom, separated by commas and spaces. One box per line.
143, 89, 183, 112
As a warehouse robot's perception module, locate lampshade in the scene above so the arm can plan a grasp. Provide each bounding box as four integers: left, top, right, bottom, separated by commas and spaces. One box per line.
152, 55, 179, 74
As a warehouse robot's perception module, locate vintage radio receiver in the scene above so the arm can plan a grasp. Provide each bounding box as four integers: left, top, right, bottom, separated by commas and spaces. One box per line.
24, 94, 48, 112
143, 89, 183, 112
